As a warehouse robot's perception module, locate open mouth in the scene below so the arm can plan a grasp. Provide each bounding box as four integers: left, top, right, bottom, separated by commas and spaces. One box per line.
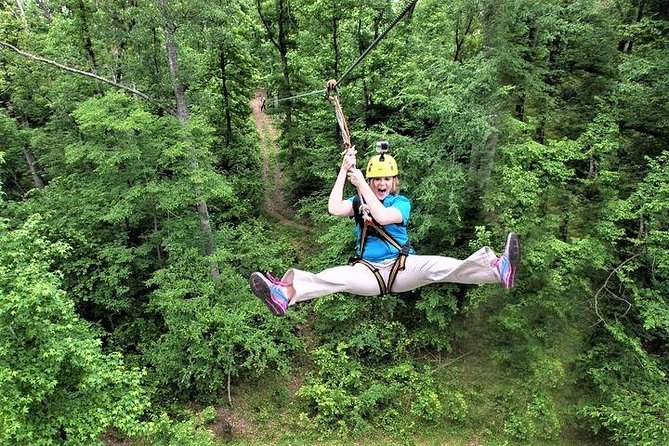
375, 186, 388, 197
371, 177, 392, 199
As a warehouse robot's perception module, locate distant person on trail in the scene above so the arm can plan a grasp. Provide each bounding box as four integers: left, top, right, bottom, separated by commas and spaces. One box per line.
249, 147, 521, 316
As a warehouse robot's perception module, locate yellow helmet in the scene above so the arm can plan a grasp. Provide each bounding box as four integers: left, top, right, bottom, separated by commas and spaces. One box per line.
366, 154, 398, 178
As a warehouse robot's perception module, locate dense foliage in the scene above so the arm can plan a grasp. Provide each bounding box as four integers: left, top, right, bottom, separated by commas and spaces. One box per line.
1, 0, 667, 445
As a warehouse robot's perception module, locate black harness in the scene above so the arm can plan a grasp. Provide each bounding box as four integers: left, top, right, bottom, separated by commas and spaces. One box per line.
349, 196, 413, 295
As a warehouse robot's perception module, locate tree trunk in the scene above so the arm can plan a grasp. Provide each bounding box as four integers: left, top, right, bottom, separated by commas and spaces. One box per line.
156, 0, 220, 279
22, 146, 45, 189
34, 0, 53, 22
15, 0, 25, 17
162, 23, 188, 122
360, 11, 384, 129
256, 0, 293, 130
154, 211, 164, 265
108, 2, 137, 84
219, 49, 233, 146
515, 92, 525, 121
453, 14, 473, 63
478, 121, 499, 193
277, 0, 293, 131
475, 3, 502, 193
76, 0, 98, 73
468, 1, 502, 200
618, 0, 645, 52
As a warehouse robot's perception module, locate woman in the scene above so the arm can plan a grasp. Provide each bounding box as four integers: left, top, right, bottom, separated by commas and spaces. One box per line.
249, 149, 520, 316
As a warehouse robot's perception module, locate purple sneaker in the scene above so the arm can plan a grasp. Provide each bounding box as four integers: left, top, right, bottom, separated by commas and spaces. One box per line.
249, 272, 289, 316
497, 232, 521, 289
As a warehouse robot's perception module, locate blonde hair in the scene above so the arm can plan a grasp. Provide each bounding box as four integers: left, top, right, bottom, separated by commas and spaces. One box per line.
368, 177, 400, 195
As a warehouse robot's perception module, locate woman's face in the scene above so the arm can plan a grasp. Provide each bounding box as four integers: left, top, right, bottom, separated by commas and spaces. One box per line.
370, 176, 396, 201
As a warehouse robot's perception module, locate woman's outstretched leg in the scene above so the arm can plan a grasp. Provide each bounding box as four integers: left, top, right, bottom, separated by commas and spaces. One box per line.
391, 233, 521, 293
284, 263, 382, 304
249, 262, 382, 315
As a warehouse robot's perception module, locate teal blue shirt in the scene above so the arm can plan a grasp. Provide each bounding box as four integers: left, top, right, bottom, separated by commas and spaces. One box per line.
349, 194, 413, 262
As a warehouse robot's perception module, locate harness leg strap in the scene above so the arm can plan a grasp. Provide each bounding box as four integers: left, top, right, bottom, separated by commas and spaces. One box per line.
386, 253, 408, 294
349, 257, 387, 295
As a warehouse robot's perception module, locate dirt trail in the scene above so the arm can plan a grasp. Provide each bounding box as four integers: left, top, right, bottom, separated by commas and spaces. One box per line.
250, 94, 312, 233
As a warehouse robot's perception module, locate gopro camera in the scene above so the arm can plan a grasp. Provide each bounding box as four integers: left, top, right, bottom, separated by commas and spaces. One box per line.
376, 141, 389, 154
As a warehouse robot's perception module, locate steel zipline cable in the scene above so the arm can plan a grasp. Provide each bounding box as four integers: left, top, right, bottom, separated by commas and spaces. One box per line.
270, 0, 419, 106
337, 0, 418, 87
266, 1, 419, 226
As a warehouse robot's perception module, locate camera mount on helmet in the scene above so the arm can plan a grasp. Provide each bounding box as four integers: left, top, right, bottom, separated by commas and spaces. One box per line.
376, 141, 389, 161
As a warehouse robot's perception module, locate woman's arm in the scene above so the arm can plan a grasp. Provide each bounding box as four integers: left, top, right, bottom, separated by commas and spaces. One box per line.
347, 169, 403, 225
328, 151, 356, 217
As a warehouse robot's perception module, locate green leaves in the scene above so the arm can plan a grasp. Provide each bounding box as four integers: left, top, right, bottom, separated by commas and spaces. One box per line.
144, 248, 298, 402
0, 217, 148, 445
1, 0, 668, 444
297, 343, 445, 433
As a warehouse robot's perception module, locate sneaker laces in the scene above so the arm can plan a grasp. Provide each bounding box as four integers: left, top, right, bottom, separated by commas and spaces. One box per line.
265, 272, 289, 287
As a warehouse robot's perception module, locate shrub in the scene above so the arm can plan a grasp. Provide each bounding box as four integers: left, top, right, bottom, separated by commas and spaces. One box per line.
0, 217, 148, 445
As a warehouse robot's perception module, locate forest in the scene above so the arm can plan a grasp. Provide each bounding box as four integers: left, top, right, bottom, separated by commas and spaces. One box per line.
1, 0, 668, 445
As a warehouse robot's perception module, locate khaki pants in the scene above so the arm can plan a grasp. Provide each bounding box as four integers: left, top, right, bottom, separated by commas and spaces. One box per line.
283, 247, 501, 305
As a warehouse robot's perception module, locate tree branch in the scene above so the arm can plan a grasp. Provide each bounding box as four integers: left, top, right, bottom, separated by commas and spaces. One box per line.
593, 253, 640, 327
256, 0, 280, 52
0, 40, 149, 100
